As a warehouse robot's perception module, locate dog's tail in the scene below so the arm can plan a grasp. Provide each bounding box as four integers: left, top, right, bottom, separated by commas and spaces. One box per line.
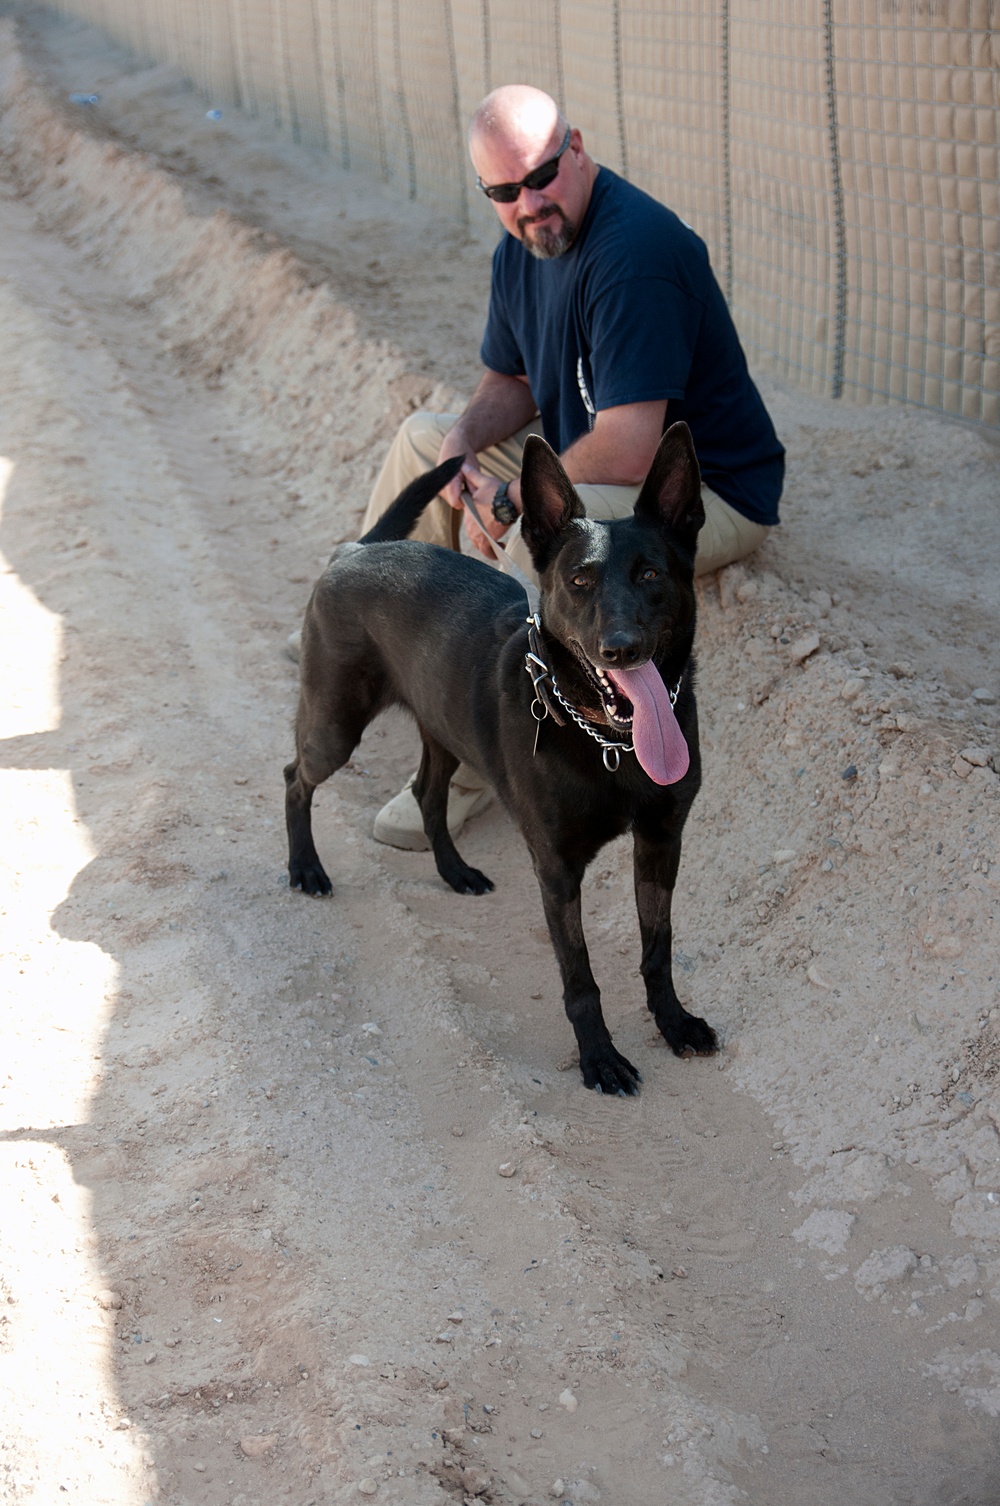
359, 456, 465, 545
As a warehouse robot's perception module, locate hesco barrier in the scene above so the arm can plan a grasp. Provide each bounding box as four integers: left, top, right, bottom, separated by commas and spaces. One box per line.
44, 0, 999, 426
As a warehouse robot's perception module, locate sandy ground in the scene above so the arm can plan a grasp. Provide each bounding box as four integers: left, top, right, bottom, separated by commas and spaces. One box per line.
1, 9, 999, 1505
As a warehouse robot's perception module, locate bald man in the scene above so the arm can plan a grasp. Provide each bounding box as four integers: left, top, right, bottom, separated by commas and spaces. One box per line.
360, 84, 785, 850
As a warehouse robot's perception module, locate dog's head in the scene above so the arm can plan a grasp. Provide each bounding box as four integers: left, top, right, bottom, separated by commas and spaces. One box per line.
519, 423, 704, 783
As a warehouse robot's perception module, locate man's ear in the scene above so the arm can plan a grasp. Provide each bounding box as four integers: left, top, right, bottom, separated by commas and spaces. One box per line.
518, 435, 586, 568
633, 421, 704, 549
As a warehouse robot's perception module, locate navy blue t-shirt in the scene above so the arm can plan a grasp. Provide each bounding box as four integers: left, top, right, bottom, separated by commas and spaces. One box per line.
480, 168, 784, 525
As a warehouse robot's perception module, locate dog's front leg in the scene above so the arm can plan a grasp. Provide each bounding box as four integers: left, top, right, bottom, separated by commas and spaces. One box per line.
533, 851, 641, 1096
415, 735, 494, 896
633, 826, 717, 1057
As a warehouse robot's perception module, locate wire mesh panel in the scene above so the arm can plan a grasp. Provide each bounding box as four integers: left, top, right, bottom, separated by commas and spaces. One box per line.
617, 7, 727, 286
560, 1, 631, 178
37, 0, 1000, 427
374, 0, 468, 218
836, 0, 998, 425
727, 1, 842, 396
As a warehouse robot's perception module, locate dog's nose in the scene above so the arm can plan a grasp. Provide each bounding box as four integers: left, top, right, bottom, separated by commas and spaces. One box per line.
599, 633, 643, 667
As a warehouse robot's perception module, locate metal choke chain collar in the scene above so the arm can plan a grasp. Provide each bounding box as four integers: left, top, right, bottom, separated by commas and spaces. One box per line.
524, 613, 681, 773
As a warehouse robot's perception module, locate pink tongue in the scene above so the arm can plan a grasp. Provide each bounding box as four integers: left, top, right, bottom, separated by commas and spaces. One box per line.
606, 662, 689, 785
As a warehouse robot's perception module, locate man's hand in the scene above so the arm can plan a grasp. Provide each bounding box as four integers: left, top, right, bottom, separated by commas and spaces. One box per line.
458, 461, 516, 558
436, 424, 475, 509
435, 369, 538, 515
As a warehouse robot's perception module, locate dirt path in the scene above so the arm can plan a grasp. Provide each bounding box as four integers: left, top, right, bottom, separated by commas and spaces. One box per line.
2, 11, 999, 1506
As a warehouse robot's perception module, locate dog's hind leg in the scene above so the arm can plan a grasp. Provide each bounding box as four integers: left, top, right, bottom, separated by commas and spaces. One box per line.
285, 753, 337, 897
633, 825, 718, 1056
285, 687, 375, 897
530, 845, 641, 1095
414, 732, 494, 896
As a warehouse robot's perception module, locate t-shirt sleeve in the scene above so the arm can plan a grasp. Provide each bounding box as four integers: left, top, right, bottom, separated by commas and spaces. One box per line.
586, 275, 704, 410
480, 253, 526, 377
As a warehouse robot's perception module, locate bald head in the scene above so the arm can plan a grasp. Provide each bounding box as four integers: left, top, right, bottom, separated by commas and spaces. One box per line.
468, 85, 566, 159
468, 85, 596, 258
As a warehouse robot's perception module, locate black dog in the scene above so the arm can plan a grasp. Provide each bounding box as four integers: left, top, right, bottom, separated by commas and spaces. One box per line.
285, 422, 718, 1094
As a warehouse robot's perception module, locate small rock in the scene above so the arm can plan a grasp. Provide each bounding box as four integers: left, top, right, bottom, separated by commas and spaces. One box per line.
450, 1125, 464, 1137
959, 746, 990, 767
435, 1332, 454, 1344
735, 579, 759, 602
447, 1311, 463, 1324
793, 1209, 855, 1254
855, 1245, 917, 1291
143, 1352, 157, 1365
953, 757, 973, 779
807, 964, 833, 991
971, 688, 995, 704
840, 678, 864, 700
498, 1162, 516, 1178
433, 1376, 449, 1390
357, 1479, 378, 1497
773, 848, 797, 865
888, 661, 914, 679
251, 1197, 264, 1213
240, 1434, 278, 1458
550, 1482, 565, 1499
788, 631, 821, 664
96, 1289, 123, 1311
361, 1022, 382, 1035
349, 1354, 370, 1366
558, 1387, 578, 1413
530, 1428, 543, 1439
671, 1265, 688, 1279
193, 1461, 206, 1473
461, 1464, 490, 1495
923, 934, 962, 959
840, 764, 858, 781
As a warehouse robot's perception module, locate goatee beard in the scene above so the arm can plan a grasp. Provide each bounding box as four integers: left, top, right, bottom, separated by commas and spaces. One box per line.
519, 205, 577, 260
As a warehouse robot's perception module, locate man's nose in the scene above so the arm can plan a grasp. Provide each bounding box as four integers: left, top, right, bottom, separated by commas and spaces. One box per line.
518, 184, 550, 214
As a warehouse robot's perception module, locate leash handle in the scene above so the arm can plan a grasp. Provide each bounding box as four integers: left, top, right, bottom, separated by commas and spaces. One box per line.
458, 484, 542, 619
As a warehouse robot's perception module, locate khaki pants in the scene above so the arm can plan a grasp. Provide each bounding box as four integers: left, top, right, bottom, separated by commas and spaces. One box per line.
361, 410, 771, 578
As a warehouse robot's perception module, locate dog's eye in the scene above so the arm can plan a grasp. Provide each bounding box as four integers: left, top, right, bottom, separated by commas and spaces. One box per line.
640, 567, 659, 582
570, 572, 591, 589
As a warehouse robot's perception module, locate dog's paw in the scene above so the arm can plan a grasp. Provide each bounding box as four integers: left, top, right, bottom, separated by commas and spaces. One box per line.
441, 861, 495, 896
658, 1009, 718, 1058
288, 862, 333, 897
581, 1045, 642, 1097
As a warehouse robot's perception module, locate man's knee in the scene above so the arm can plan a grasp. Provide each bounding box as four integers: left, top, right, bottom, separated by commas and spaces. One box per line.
395, 410, 453, 470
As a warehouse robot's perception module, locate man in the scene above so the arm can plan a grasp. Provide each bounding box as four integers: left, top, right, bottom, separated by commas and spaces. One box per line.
360, 84, 784, 850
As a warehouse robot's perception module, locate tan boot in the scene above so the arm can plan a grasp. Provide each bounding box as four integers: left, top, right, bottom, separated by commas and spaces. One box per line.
372, 768, 492, 852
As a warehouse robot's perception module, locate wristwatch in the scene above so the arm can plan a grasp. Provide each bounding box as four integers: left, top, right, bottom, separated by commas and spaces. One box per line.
491, 481, 519, 528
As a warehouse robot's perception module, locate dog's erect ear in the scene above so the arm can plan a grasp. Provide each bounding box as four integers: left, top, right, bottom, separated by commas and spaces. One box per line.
519, 435, 586, 567
633, 421, 704, 549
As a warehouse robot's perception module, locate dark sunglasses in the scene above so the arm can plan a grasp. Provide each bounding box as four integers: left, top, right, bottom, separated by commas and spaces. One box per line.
476, 127, 572, 204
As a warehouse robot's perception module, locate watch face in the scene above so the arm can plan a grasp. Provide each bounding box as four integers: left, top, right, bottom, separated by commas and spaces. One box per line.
492, 485, 518, 526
